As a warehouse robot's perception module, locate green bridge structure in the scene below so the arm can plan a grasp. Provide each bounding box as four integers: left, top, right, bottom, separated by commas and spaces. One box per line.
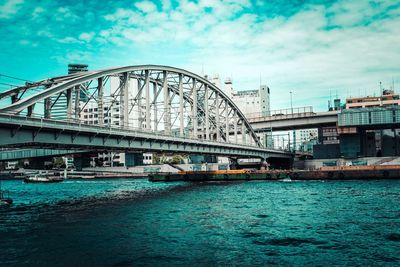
0, 65, 292, 167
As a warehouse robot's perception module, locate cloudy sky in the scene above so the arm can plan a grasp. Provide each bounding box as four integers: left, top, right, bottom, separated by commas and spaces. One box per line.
0, 0, 399, 111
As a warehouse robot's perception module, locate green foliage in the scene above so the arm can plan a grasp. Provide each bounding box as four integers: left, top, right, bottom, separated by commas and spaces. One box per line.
152, 154, 186, 164
53, 157, 66, 169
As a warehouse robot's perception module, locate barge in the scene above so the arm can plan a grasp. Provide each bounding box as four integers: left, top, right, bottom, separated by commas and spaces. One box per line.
149, 165, 400, 182
149, 169, 289, 182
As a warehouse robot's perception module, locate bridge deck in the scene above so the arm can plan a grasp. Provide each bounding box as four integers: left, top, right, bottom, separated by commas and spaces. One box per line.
0, 114, 291, 159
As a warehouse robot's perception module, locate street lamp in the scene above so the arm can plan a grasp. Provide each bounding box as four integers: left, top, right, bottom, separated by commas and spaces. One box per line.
290, 91, 293, 115
290, 91, 295, 152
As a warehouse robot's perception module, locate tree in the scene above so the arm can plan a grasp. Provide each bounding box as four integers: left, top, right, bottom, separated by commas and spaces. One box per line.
53, 157, 66, 169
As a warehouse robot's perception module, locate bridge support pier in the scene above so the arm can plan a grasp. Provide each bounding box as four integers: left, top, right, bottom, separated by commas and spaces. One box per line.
267, 157, 293, 170
73, 153, 92, 171
125, 152, 143, 167
189, 155, 217, 164
26, 156, 53, 169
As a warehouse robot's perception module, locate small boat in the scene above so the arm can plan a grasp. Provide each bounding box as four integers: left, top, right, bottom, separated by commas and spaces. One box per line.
0, 181, 13, 206
0, 196, 13, 206
24, 175, 64, 183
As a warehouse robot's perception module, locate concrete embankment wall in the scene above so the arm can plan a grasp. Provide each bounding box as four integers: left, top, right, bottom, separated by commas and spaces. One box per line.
295, 156, 400, 170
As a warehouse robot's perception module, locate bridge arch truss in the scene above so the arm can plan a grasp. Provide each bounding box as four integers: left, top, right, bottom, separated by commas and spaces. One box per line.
0, 65, 262, 147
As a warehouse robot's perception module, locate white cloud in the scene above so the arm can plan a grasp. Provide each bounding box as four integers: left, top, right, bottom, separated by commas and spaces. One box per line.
135, 1, 157, 13
57, 36, 80, 44
55, 6, 78, 21
49, 0, 400, 110
79, 32, 95, 42
0, 0, 24, 19
32, 6, 44, 19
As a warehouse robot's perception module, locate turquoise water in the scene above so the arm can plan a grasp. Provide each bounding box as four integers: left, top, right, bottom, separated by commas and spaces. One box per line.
1, 179, 399, 266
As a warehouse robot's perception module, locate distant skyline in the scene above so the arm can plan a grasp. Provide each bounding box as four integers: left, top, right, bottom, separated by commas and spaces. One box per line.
0, 0, 399, 111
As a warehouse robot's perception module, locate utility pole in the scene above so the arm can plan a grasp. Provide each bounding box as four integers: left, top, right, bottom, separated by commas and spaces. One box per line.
290, 91, 293, 115
290, 91, 295, 152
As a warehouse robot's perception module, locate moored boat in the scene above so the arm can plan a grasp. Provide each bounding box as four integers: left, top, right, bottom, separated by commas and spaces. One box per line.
24, 175, 64, 183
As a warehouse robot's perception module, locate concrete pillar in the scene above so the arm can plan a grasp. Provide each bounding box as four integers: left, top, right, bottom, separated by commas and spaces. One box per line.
163, 71, 170, 134
73, 154, 91, 171
192, 78, 197, 138
179, 73, 184, 137
145, 70, 151, 130
97, 78, 104, 127
205, 84, 209, 140
125, 152, 143, 167
120, 72, 129, 128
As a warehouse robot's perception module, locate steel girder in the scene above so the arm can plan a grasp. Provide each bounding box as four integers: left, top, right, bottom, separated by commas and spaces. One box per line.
0, 65, 262, 147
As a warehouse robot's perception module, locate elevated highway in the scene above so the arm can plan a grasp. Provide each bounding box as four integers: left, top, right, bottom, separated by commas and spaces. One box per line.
248, 111, 339, 132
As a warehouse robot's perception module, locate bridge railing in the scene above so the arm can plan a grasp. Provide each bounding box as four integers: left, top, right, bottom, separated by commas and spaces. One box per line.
246, 106, 315, 121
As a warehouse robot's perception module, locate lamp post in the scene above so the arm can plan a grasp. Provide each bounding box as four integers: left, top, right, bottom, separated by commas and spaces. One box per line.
290, 91, 295, 152
290, 91, 293, 115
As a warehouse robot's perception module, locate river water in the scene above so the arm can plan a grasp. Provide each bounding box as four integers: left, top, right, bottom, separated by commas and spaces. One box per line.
1, 179, 399, 266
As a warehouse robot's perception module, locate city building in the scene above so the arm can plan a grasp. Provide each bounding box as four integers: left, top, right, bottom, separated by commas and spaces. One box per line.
77, 66, 153, 166
222, 78, 270, 118
207, 74, 271, 149
205, 74, 271, 118
297, 129, 318, 152
346, 89, 400, 109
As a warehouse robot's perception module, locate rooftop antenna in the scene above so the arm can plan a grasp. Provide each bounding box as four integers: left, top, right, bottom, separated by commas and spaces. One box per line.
380, 81, 382, 95
392, 77, 395, 91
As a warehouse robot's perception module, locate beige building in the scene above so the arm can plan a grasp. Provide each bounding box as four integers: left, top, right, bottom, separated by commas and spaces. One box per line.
346, 90, 400, 109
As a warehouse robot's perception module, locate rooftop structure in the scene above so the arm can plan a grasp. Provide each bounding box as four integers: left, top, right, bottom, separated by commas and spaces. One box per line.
346, 89, 400, 109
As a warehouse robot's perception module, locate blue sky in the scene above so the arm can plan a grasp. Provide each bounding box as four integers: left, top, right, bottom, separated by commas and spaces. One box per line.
0, 0, 399, 111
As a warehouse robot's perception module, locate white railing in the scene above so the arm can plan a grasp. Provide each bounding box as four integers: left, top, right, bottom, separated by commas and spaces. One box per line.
246, 106, 314, 120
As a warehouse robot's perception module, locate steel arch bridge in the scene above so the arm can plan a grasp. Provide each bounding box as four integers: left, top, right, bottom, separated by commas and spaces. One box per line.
0, 65, 290, 159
